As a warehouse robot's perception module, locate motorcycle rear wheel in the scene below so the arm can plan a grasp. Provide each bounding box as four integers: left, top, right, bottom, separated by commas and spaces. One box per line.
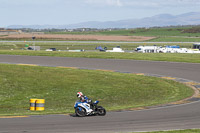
97, 106, 106, 116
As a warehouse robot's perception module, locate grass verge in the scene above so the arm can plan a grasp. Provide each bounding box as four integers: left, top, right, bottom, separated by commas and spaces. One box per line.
135, 129, 200, 133
0, 64, 193, 116
0, 50, 200, 63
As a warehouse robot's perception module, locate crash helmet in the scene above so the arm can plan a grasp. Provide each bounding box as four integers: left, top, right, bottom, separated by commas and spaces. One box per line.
77, 92, 83, 98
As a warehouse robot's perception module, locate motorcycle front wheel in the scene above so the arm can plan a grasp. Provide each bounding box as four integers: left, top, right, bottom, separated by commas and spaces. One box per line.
75, 107, 86, 117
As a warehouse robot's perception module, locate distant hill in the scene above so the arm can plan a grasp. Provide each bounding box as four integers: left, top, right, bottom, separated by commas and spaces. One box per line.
7, 12, 200, 29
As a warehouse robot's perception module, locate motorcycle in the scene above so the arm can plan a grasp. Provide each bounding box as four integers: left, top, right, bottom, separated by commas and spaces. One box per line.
74, 100, 106, 117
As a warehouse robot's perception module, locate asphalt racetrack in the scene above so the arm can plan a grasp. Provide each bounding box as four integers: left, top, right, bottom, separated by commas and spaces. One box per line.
1, 55, 200, 133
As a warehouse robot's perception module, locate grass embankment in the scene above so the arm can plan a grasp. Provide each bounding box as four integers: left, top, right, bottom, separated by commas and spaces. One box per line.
0, 50, 200, 63
0, 64, 193, 116
135, 129, 200, 133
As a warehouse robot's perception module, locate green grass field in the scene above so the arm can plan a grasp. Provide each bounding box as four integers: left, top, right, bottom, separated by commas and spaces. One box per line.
0, 64, 193, 116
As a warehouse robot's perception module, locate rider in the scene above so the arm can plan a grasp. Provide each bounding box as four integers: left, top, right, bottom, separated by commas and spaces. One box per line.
77, 92, 93, 109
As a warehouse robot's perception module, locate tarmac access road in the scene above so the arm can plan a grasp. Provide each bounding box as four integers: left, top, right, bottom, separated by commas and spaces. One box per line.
0, 55, 200, 133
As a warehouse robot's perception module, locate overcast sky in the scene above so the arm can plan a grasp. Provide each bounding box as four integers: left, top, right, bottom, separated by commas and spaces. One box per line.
0, 0, 200, 27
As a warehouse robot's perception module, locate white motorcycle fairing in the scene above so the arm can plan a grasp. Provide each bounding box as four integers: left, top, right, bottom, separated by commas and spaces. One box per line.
74, 101, 93, 115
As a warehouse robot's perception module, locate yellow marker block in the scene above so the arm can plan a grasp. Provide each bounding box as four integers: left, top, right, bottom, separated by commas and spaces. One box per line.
35, 99, 45, 111
161, 77, 176, 80
30, 99, 37, 111
18, 64, 38, 66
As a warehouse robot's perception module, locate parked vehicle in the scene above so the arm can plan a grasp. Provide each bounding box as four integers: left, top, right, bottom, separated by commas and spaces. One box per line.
136, 46, 159, 53
193, 43, 200, 50
106, 46, 124, 52
45, 48, 56, 51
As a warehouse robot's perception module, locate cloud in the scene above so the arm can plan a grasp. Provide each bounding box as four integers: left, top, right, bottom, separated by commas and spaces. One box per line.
157, 0, 200, 6
91, 0, 200, 8
85, 0, 123, 7
124, 0, 200, 7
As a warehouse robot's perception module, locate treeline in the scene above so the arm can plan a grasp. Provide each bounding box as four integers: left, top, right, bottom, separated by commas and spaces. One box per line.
182, 27, 200, 33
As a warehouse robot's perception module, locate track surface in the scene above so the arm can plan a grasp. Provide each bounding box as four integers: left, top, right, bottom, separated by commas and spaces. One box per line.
0, 55, 200, 133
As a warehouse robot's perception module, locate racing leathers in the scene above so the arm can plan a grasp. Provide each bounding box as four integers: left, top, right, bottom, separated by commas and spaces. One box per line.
79, 95, 93, 110
80, 95, 91, 103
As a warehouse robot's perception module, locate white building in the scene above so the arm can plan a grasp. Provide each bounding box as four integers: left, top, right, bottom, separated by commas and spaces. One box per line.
136, 45, 200, 54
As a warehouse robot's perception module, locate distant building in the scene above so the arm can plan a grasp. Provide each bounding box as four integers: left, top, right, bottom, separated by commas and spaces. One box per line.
0, 28, 21, 35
